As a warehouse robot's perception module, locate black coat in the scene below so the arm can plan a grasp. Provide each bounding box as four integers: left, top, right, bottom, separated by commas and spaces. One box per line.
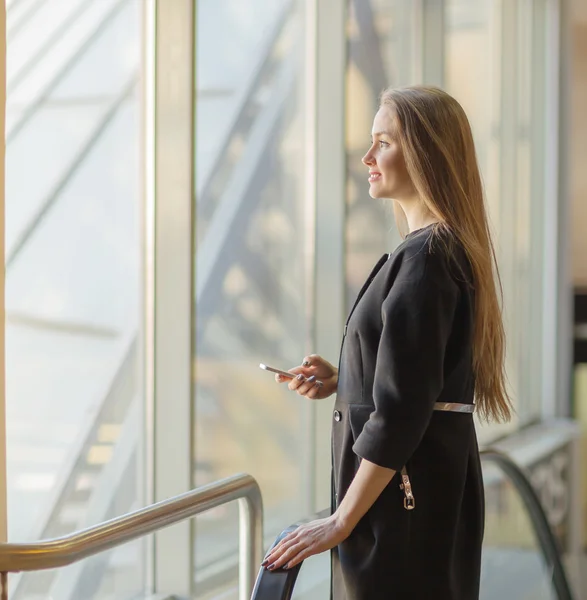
331, 225, 484, 600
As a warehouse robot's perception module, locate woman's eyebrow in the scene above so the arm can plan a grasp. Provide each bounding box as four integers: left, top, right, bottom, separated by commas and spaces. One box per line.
371, 130, 391, 138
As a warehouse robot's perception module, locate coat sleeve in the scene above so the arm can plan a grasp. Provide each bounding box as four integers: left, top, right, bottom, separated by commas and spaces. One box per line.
352, 255, 459, 471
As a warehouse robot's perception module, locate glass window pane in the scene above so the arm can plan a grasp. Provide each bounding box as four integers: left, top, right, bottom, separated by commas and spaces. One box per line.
6, 100, 140, 331
5, 104, 108, 256
345, 0, 421, 310
5, 1, 145, 598
444, 0, 549, 431
49, 0, 140, 101
6, 0, 89, 86
193, 0, 312, 596
8, 0, 132, 107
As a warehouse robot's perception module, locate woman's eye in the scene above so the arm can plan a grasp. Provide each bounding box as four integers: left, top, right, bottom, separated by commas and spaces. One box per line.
379, 140, 389, 147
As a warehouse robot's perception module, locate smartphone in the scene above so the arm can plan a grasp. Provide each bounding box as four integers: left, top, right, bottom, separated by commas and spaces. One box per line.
259, 363, 298, 379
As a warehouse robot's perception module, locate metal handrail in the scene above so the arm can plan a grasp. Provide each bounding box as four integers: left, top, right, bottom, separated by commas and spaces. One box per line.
0, 473, 263, 600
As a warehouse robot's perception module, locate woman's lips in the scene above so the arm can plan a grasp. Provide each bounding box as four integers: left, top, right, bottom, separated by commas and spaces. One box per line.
369, 172, 381, 182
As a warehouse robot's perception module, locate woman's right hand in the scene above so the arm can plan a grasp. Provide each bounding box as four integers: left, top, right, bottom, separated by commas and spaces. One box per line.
276, 354, 338, 400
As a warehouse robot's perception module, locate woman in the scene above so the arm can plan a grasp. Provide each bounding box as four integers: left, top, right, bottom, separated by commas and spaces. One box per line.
262, 85, 513, 599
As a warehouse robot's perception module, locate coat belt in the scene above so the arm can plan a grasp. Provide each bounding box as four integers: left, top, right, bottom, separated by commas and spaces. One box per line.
433, 402, 475, 413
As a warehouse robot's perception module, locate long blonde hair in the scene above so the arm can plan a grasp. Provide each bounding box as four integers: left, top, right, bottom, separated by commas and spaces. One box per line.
380, 85, 512, 423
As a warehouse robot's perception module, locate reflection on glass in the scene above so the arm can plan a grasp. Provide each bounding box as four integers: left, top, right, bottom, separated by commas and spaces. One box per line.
345, 0, 420, 309
481, 463, 556, 599
5, 1, 145, 598
193, 0, 311, 596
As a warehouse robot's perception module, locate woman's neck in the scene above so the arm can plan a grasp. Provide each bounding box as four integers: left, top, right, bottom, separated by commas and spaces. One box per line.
398, 198, 439, 234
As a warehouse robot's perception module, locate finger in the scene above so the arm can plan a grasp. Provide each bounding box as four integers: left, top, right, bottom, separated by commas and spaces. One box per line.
263, 544, 286, 567
269, 541, 306, 570
264, 542, 296, 568
300, 379, 323, 398
263, 532, 299, 565
295, 376, 319, 396
288, 373, 306, 391
305, 380, 323, 399
301, 354, 319, 368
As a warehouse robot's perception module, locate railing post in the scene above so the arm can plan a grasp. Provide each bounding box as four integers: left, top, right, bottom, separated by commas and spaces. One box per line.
238, 488, 264, 600
1, 572, 7, 600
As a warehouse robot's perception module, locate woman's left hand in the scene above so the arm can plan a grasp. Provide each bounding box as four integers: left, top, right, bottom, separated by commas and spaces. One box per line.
262, 515, 350, 571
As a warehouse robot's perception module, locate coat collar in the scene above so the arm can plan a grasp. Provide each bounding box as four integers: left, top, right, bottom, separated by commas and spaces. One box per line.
345, 253, 390, 327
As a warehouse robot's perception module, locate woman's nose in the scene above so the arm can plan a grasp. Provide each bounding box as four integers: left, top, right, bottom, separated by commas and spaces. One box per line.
362, 149, 374, 167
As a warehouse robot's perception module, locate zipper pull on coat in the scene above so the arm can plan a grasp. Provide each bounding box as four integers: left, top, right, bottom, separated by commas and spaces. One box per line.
399, 467, 415, 510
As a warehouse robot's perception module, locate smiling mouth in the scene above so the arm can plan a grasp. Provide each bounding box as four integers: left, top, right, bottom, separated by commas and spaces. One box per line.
369, 173, 381, 182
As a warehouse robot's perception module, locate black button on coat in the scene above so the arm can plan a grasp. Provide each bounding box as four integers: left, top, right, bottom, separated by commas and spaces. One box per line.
331, 227, 484, 600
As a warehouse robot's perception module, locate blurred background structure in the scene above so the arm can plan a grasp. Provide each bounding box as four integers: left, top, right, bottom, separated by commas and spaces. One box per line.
0, 0, 587, 598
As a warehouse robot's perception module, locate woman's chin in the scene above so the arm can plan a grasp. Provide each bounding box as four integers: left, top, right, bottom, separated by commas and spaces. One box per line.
368, 185, 387, 199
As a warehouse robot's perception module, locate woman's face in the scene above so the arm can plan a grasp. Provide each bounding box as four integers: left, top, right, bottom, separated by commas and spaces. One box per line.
362, 107, 415, 200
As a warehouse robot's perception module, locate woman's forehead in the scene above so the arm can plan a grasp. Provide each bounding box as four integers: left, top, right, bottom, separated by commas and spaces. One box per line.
372, 106, 397, 135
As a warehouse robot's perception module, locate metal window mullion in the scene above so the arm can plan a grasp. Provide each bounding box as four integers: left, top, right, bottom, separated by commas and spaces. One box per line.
542, 0, 565, 419
1, 4, 8, 599
142, 0, 156, 592
498, 0, 520, 413
534, 0, 558, 420
303, 0, 318, 516
422, 0, 445, 87
150, 0, 195, 595
524, 0, 546, 421
0, 0, 7, 553
554, 0, 573, 420
313, 0, 346, 512
515, 0, 536, 419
